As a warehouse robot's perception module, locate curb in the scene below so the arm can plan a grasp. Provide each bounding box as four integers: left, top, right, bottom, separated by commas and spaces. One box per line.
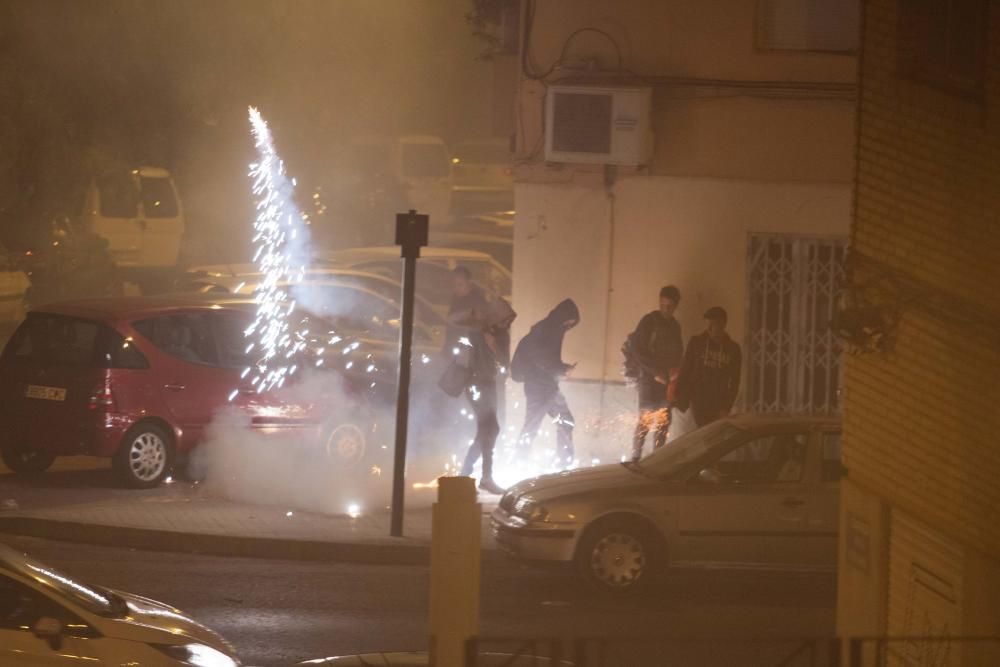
0, 517, 437, 565
0, 516, 508, 565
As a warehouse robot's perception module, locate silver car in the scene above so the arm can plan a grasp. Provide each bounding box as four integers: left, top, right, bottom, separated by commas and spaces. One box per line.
491, 415, 842, 594
0, 543, 240, 665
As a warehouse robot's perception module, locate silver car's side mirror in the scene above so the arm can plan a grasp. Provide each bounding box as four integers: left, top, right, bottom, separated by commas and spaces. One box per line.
33, 616, 64, 651
698, 468, 722, 484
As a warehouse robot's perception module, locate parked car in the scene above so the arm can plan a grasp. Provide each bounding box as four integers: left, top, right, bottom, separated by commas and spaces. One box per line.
345, 134, 454, 229
314, 246, 512, 315
0, 543, 240, 665
82, 166, 184, 270
0, 293, 431, 487
431, 230, 513, 272
492, 415, 843, 594
180, 266, 445, 344
450, 138, 514, 215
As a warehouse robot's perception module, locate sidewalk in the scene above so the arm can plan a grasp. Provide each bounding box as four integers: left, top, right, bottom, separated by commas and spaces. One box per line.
0, 460, 501, 565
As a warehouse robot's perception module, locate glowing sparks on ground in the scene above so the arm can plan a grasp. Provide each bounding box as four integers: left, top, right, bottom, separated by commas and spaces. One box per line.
242, 107, 310, 395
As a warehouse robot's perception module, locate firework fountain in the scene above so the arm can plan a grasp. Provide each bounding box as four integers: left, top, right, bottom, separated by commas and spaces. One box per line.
241, 106, 310, 395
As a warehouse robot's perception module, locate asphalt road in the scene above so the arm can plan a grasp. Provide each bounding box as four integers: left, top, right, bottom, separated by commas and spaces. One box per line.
0, 534, 836, 667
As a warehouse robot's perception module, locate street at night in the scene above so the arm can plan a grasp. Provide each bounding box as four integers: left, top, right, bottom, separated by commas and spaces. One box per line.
0, 534, 835, 666
1, 0, 999, 664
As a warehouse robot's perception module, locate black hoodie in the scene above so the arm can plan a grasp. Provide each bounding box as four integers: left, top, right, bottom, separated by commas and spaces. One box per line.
510, 299, 580, 389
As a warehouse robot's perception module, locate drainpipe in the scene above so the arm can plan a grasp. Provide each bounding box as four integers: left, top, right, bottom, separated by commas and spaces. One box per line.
597, 164, 618, 419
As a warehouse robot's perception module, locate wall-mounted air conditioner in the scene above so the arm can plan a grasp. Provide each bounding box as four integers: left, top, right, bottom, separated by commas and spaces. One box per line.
544, 85, 653, 166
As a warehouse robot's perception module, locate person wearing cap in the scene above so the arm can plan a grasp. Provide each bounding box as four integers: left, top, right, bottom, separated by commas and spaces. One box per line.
674, 306, 743, 428
630, 285, 684, 460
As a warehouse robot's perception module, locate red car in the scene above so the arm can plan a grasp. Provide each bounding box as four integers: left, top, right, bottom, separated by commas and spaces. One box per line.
0, 295, 380, 488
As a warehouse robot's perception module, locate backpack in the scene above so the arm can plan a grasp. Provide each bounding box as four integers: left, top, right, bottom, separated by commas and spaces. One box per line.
621, 330, 641, 381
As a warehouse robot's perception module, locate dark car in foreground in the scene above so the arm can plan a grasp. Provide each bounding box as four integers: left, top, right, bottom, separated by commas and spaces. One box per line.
0, 293, 421, 488
492, 415, 842, 594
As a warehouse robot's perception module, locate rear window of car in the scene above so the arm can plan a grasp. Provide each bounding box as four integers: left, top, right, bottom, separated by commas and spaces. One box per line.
4, 314, 148, 369
133, 314, 218, 365
140, 176, 179, 219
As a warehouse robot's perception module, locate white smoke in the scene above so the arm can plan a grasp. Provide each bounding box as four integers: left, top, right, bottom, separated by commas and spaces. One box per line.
188, 366, 478, 516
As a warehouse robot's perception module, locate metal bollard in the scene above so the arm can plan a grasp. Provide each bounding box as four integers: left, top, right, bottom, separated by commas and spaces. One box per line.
429, 476, 481, 667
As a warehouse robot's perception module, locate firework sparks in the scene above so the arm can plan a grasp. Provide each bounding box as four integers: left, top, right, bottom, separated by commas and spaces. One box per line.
242, 107, 310, 394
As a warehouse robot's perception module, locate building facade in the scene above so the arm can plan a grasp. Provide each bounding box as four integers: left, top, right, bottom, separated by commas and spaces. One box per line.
837, 0, 1000, 662
506, 0, 857, 459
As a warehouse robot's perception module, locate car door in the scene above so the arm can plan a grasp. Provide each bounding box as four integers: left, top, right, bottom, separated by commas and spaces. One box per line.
0, 573, 102, 665
802, 429, 843, 568
88, 171, 143, 267
671, 428, 819, 568
137, 172, 183, 267
208, 309, 300, 431
132, 312, 233, 443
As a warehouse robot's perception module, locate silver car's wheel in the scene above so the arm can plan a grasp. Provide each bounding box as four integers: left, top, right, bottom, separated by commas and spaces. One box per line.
576, 518, 660, 594
114, 425, 172, 488
324, 423, 367, 467
590, 532, 647, 587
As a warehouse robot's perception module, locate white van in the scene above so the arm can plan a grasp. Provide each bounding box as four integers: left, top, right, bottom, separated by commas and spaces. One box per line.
397, 135, 453, 225
81, 166, 184, 269
348, 135, 453, 227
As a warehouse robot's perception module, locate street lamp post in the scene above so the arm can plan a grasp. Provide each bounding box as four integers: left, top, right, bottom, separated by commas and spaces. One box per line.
390, 210, 428, 538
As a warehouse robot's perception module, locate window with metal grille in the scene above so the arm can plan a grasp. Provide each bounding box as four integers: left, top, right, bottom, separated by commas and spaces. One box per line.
897, 0, 988, 97
756, 0, 859, 53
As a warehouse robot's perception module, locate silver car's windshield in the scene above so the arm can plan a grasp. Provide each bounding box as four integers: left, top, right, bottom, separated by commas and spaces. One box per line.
638, 421, 743, 477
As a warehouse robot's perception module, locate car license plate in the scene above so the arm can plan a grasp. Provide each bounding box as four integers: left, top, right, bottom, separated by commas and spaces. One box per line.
25, 385, 67, 401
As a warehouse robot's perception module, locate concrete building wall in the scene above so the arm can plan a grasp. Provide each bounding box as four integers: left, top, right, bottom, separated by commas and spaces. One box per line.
509, 2, 856, 438
513, 178, 853, 382
836, 0, 1000, 656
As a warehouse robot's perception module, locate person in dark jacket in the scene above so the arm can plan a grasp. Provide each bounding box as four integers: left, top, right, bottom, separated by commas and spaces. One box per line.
444, 266, 490, 353
674, 306, 742, 428
511, 299, 580, 467
458, 298, 516, 495
631, 285, 684, 460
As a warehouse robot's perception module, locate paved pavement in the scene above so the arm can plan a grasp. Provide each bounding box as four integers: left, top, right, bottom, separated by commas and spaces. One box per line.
0, 457, 501, 564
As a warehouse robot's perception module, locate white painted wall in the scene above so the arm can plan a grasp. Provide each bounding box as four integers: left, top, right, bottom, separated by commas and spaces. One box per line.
512, 176, 852, 381
503, 175, 851, 463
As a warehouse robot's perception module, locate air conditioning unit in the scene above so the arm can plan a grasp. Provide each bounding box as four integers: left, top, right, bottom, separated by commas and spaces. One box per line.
544, 85, 653, 166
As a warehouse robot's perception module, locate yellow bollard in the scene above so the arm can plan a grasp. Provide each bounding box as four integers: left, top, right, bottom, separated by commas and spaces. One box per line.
429, 475, 481, 667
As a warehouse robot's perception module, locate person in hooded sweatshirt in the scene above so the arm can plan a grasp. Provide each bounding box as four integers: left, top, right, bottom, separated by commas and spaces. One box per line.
510, 299, 580, 467
458, 298, 516, 495
674, 306, 742, 428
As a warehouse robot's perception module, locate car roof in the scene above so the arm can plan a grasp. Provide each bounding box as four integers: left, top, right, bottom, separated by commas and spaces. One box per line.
27, 294, 257, 321
433, 230, 512, 244
182, 269, 445, 317
317, 246, 494, 262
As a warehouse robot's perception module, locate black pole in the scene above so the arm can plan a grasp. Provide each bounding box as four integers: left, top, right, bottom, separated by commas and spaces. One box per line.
391, 210, 428, 538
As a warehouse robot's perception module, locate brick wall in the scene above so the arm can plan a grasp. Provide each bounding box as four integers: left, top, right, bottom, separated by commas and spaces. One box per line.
847, 0, 1000, 559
